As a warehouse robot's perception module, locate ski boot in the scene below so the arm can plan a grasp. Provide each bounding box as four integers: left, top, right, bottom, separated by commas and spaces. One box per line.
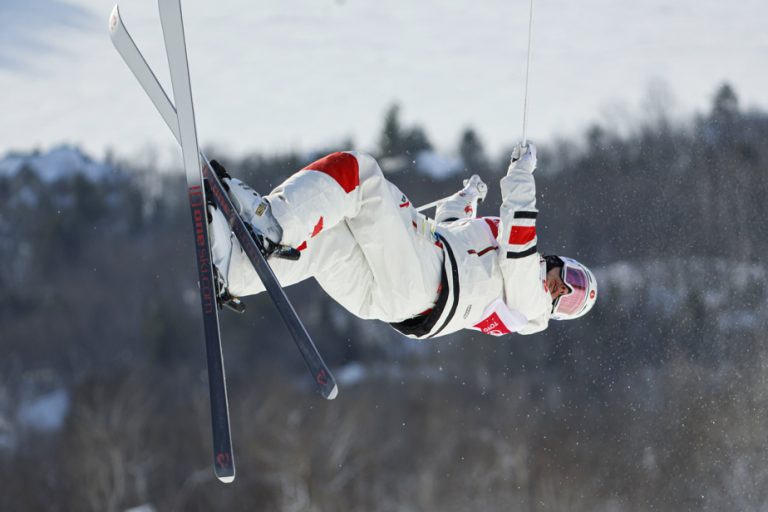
210, 160, 299, 260
205, 181, 246, 313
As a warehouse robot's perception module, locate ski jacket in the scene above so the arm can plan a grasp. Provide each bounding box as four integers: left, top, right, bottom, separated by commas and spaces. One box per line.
392, 165, 552, 339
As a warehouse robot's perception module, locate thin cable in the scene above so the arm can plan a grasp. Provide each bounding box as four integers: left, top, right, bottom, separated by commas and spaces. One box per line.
418, 1, 536, 213
521, 0, 535, 146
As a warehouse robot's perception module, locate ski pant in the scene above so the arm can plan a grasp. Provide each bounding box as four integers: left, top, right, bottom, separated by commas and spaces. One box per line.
225, 151, 445, 323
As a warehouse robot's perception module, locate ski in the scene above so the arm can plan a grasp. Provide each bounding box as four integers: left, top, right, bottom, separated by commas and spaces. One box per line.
108, 5, 235, 483
107, 1, 234, 483
109, 6, 338, 400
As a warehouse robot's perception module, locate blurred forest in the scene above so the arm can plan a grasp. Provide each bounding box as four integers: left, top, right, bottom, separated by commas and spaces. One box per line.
2, 83, 768, 511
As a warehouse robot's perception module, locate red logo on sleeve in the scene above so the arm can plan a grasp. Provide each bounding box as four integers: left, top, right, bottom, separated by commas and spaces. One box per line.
473, 312, 512, 336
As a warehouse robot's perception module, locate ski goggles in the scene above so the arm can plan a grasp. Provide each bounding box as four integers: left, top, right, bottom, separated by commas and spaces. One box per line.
552, 262, 590, 318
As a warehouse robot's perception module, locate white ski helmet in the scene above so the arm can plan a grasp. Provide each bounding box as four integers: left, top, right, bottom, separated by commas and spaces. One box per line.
548, 256, 598, 321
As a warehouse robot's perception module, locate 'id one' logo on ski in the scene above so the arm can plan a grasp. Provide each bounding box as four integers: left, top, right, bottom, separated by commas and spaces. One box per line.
189, 186, 215, 313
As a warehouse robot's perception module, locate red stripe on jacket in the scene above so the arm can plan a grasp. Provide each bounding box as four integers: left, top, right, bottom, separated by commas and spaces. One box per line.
482, 217, 500, 238
302, 152, 360, 193
508, 225, 536, 245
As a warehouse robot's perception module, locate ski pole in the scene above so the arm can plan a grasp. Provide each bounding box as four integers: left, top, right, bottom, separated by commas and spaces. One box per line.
416, 197, 447, 212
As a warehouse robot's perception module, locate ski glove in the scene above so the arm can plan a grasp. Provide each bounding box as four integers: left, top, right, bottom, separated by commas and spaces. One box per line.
508, 143, 537, 174
462, 174, 488, 203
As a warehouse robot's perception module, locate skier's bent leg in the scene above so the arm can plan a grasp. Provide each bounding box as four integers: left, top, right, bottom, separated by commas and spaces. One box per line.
266, 151, 366, 249
343, 153, 444, 319
215, 151, 443, 322
270, 151, 443, 320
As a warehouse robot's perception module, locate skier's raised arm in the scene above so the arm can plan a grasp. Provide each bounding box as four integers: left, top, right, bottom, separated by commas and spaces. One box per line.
494, 143, 552, 334
499, 144, 539, 256
495, 143, 598, 335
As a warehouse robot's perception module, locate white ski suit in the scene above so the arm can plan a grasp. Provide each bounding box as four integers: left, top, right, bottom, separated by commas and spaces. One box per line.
223, 151, 552, 339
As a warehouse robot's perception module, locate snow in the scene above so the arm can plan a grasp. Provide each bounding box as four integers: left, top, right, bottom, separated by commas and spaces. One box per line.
16, 186, 39, 208
718, 311, 761, 331
335, 360, 452, 388
376, 150, 462, 178
596, 258, 768, 328
336, 362, 367, 386
16, 388, 70, 432
124, 506, 157, 512
415, 150, 463, 179
0, 145, 115, 183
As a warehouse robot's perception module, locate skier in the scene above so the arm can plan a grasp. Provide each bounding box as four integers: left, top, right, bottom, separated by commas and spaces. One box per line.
206, 143, 597, 339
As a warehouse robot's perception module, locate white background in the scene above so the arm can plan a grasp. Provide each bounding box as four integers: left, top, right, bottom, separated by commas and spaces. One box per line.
1, 0, 766, 164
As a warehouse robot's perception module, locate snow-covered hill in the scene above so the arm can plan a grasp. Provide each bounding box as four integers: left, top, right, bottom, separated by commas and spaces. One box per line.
597, 258, 768, 330
0, 146, 116, 183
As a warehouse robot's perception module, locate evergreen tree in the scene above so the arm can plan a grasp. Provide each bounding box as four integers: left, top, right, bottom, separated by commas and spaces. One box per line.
403, 125, 432, 156
379, 104, 404, 157
458, 127, 489, 174
711, 83, 739, 123
378, 103, 432, 158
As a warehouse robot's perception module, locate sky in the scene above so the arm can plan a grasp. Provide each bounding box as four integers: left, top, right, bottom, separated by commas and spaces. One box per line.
1, 0, 767, 166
